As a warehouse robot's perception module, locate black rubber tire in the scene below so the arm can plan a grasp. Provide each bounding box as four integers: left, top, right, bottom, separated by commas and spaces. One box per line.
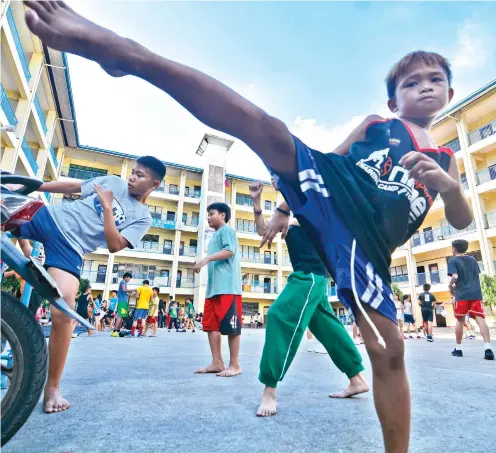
1, 291, 48, 446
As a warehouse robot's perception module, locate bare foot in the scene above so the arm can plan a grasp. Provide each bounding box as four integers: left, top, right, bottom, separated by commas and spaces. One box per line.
24, 1, 126, 74
195, 363, 224, 374
256, 387, 277, 417
216, 366, 242, 377
330, 374, 369, 398
44, 387, 70, 413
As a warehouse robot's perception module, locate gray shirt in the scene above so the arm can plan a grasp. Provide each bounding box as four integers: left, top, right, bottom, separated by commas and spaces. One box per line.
447, 255, 483, 301
206, 225, 242, 298
48, 176, 151, 257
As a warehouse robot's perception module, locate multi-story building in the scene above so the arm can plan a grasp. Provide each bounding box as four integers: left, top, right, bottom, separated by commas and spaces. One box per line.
2, 2, 495, 326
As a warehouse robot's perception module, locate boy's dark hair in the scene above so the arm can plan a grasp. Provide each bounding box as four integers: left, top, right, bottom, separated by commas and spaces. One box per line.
82, 285, 91, 293
385, 51, 452, 99
111, 290, 117, 295
186, 297, 192, 302
136, 155, 166, 182
207, 202, 231, 223
169, 295, 173, 301
402, 294, 409, 302
152, 286, 160, 293
423, 283, 431, 292
452, 239, 469, 254
123, 272, 132, 279
143, 279, 150, 285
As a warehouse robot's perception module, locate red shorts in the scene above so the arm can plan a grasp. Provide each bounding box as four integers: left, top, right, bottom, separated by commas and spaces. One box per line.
203, 294, 242, 335
146, 316, 158, 324
454, 300, 485, 319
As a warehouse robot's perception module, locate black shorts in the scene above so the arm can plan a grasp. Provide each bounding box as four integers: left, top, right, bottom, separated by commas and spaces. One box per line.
404, 314, 415, 324
421, 310, 433, 322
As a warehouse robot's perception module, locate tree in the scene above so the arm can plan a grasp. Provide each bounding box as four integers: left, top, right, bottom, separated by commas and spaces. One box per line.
392, 283, 403, 300
78, 278, 90, 298
480, 274, 496, 315
1, 275, 21, 298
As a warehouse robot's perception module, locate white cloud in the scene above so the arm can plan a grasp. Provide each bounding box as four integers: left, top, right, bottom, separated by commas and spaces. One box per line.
452, 21, 489, 71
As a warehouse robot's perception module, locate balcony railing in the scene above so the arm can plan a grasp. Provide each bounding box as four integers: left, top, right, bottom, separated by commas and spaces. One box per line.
242, 281, 278, 294
391, 274, 409, 284
6, 7, 31, 82
22, 138, 38, 174
184, 188, 201, 199
442, 138, 461, 153
485, 212, 496, 229
176, 277, 195, 288
410, 221, 477, 247
236, 196, 254, 207
284, 255, 291, 266
460, 177, 468, 190
476, 167, 496, 185
178, 246, 197, 257
240, 252, 277, 265
34, 95, 47, 135
1, 84, 17, 126
49, 145, 58, 167
182, 217, 199, 227
60, 166, 108, 180
154, 184, 180, 196
114, 273, 171, 287
81, 270, 107, 284
131, 241, 174, 255
236, 224, 258, 235
468, 119, 496, 146
416, 270, 450, 286
150, 214, 176, 230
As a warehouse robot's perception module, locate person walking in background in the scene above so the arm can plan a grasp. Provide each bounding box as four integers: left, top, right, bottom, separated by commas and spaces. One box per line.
111, 272, 134, 337
184, 297, 196, 332
144, 287, 160, 337
76, 285, 94, 337
402, 295, 420, 339
131, 279, 153, 337
448, 239, 493, 360
158, 298, 166, 328
168, 299, 179, 332
393, 293, 407, 340
418, 284, 436, 342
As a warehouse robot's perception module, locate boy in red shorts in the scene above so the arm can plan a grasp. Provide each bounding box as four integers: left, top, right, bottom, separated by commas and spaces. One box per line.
448, 239, 493, 360
193, 203, 242, 377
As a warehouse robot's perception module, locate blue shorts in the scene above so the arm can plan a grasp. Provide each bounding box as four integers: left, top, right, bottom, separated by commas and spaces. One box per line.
133, 309, 148, 320
273, 147, 397, 324
14, 206, 82, 279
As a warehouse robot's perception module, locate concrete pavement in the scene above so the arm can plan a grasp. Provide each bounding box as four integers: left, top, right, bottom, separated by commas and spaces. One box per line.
4, 328, 495, 453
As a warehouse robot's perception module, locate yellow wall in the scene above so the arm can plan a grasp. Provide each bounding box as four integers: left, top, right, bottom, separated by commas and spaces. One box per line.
467, 108, 496, 132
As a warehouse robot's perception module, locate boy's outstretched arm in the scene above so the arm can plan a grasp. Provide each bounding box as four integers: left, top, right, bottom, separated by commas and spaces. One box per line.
23, 1, 296, 178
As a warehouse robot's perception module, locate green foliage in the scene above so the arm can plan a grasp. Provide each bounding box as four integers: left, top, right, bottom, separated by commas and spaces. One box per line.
392, 283, 403, 300
78, 278, 90, 297
480, 274, 496, 313
1, 276, 21, 296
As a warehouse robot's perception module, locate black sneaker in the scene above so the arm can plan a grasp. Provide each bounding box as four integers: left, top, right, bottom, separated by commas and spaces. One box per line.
427, 335, 434, 342
451, 349, 463, 357
484, 349, 494, 360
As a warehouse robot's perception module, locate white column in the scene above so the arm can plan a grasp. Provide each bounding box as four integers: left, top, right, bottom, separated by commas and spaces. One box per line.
103, 253, 115, 301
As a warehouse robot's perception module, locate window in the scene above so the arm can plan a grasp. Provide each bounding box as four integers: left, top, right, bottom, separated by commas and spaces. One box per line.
148, 205, 163, 219
166, 211, 176, 221
192, 212, 199, 226
242, 303, 259, 316
236, 218, 255, 233
142, 234, 159, 243
169, 184, 179, 195
264, 201, 272, 211
82, 260, 93, 271
182, 213, 187, 224
68, 164, 107, 180
240, 245, 260, 258
236, 193, 253, 207
390, 265, 408, 283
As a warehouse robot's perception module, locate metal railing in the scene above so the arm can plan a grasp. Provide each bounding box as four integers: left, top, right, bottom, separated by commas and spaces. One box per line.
391, 274, 409, 284
182, 217, 199, 227
178, 246, 197, 257
468, 119, 496, 146
416, 270, 450, 286
236, 196, 254, 207
60, 166, 108, 180
240, 252, 277, 265
34, 95, 47, 135
476, 168, 496, 185
113, 273, 171, 287
442, 138, 461, 153
6, 7, 31, 82
460, 177, 468, 190
410, 220, 477, 247
154, 183, 180, 196
485, 212, 496, 229
242, 281, 278, 294
184, 188, 201, 199
235, 223, 258, 234
22, 138, 38, 174
49, 145, 58, 167
81, 270, 107, 284
176, 277, 195, 288
1, 84, 17, 126
132, 241, 174, 255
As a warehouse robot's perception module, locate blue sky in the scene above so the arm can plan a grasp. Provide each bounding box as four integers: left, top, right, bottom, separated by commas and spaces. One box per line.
66, 1, 496, 179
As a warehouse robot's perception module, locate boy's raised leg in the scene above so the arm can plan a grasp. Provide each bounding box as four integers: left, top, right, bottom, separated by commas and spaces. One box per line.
44, 268, 80, 413
23, 1, 297, 179
354, 302, 410, 453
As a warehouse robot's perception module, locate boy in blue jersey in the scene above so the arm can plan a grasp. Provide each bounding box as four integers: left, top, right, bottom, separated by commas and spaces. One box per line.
24, 3, 473, 450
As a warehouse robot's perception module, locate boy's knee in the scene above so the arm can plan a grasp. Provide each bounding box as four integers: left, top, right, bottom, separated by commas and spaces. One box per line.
367, 335, 405, 373
51, 310, 74, 326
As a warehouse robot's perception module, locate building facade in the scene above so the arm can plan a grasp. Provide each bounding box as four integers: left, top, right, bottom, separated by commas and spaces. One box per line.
2, 2, 495, 325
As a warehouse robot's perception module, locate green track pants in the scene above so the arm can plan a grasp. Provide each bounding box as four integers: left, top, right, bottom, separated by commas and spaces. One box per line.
259, 271, 364, 388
